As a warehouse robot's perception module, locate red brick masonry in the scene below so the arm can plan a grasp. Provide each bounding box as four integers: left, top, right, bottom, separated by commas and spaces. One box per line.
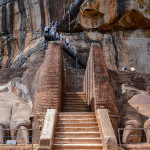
33, 42, 63, 114
84, 43, 118, 134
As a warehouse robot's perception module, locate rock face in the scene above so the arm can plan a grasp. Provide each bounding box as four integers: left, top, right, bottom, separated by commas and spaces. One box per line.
109, 70, 150, 143
0, 78, 32, 144
120, 84, 150, 143
0, 0, 71, 68
76, 0, 150, 30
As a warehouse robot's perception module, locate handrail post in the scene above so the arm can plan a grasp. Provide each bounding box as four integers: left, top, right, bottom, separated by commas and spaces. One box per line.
76, 57, 78, 69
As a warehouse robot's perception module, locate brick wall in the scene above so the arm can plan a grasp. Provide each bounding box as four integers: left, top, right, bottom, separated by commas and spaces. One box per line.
32, 42, 63, 143
0, 68, 27, 85
64, 62, 85, 92
33, 42, 63, 114
84, 43, 118, 133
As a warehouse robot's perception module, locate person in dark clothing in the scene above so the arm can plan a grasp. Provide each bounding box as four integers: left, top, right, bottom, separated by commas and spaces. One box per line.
44, 25, 50, 51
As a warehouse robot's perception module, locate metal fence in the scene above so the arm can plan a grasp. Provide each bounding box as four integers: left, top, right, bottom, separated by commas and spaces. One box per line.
0, 128, 34, 149
118, 128, 150, 147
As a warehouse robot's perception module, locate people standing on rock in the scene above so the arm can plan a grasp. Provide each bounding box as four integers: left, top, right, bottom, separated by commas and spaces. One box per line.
122, 66, 128, 71
130, 67, 136, 72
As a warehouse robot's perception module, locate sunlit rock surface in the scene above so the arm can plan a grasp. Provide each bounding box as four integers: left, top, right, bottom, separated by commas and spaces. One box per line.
76, 0, 150, 30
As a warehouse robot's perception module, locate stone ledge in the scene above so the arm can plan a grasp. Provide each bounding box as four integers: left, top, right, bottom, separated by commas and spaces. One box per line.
96, 109, 118, 150
39, 109, 57, 149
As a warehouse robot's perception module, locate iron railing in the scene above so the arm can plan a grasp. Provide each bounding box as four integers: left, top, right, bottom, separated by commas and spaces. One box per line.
0, 128, 34, 150
118, 128, 150, 147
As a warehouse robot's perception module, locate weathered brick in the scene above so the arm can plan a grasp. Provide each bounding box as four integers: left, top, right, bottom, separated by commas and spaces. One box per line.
33, 42, 63, 143
84, 43, 118, 133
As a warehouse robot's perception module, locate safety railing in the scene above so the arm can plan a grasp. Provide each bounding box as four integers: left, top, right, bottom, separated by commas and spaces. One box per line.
118, 128, 150, 147
44, 34, 87, 69
0, 128, 34, 149
63, 43, 86, 69
57, 0, 85, 32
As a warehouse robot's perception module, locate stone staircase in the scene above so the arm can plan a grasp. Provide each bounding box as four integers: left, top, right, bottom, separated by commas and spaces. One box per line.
61, 92, 88, 112
52, 92, 103, 149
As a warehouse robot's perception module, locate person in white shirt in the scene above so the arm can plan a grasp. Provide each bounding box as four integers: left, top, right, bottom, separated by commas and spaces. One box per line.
44, 25, 50, 34
130, 67, 136, 72
60, 33, 63, 41
56, 32, 59, 40
66, 38, 69, 49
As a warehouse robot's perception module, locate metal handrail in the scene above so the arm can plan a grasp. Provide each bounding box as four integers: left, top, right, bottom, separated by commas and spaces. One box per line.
118, 127, 150, 147
45, 34, 87, 68
57, 0, 85, 31
62, 44, 86, 68
0, 128, 34, 149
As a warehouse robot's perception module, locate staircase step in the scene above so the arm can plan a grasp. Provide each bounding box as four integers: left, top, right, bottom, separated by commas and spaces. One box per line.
59, 112, 95, 115
57, 123, 98, 127
62, 107, 89, 110
53, 149, 101, 150
62, 101, 87, 104
61, 109, 89, 111
55, 132, 100, 138
55, 127, 99, 132
61, 110, 89, 112
62, 104, 88, 107
65, 92, 86, 95
38, 146, 50, 150
57, 119, 97, 123
58, 115, 96, 119
62, 102, 88, 105
54, 137, 101, 144
53, 144, 103, 149
63, 97, 86, 100
62, 102, 88, 107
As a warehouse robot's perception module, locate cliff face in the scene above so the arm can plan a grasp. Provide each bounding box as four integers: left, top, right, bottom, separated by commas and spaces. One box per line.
74, 0, 150, 73
0, 0, 71, 68
76, 0, 150, 30
0, 0, 150, 74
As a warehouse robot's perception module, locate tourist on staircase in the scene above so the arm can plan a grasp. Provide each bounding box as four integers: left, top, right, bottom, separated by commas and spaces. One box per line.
69, 4, 73, 11
60, 33, 63, 41
56, 32, 60, 40
74, 46, 77, 56
65, 38, 70, 49
74, 0, 79, 4
44, 24, 50, 50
